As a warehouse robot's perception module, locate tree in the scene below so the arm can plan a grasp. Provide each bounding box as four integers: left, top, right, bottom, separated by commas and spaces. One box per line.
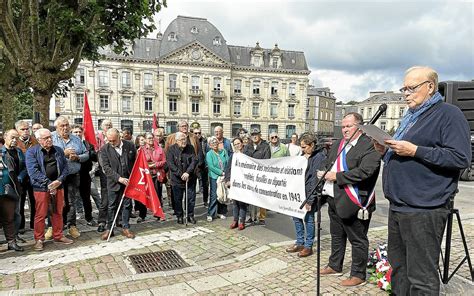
0, 0, 166, 127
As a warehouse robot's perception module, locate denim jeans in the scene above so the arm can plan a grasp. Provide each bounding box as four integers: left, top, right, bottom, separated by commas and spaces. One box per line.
208, 178, 218, 217
388, 208, 449, 295
172, 180, 196, 218
64, 173, 81, 227
232, 200, 248, 223
292, 209, 315, 248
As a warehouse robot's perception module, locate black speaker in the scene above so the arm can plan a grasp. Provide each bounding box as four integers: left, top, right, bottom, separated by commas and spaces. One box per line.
438, 81, 474, 131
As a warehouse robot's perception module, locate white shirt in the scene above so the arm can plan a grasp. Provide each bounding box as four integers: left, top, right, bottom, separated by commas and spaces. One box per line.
288, 143, 302, 156
322, 135, 360, 197
114, 140, 124, 156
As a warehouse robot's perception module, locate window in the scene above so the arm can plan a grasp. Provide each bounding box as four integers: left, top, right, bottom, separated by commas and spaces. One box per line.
98, 70, 108, 87
233, 101, 242, 116
272, 58, 278, 68
213, 36, 221, 46
252, 56, 260, 67
381, 109, 387, 118
380, 121, 387, 131
253, 80, 260, 95
399, 107, 405, 117
270, 103, 278, 117
166, 121, 177, 134
99, 95, 109, 110
288, 104, 295, 118
75, 94, 84, 110
144, 73, 153, 89
213, 77, 221, 91
190, 26, 199, 34
271, 81, 278, 95
74, 118, 83, 125
191, 76, 200, 90
168, 32, 177, 41
367, 107, 372, 118
122, 96, 132, 112
285, 125, 296, 138
213, 100, 221, 114
250, 124, 261, 133
289, 83, 296, 96
232, 124, 242, 137
169, 97, 177, 112
360, 108, 364, 117
268, 124, 278, 135
121, 120, 133, 134
122, 71, 131, 88
252, 102, 260, 116
144, 97, 153, 112
75, 68, 85, 85
143, 120, 153, 132
192, 99, 200, 113
234, 79, 242, 94
169, 74, 177, 90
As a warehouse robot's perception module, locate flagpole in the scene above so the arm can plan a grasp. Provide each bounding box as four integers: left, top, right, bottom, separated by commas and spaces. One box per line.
107, 193, 126, 242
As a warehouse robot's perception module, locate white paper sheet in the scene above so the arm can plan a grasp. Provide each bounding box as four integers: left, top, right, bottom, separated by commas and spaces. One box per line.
357, 124, 393, 146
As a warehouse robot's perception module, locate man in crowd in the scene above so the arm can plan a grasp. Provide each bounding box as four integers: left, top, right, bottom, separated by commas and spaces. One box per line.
319, 112, 381, 286
96, 119, 113, 232
99, 128, 137, 240
287, 133, 302, 156
269, 132, 289, 158
166, 131, 198, 224
122, 128, 133, 142
0, 129, 26, 251
214, 126, 233, 158
72, 125, 100, 226
15, 120, 38, 231
193, 127, 209, 206
26, 128, 72, 251
32, 123, 43, 134
243, 128, 271, 225
375, 66, 471, 294
52, 116, 89, 239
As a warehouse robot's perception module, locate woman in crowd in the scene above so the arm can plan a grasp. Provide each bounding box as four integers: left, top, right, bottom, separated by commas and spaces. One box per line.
225, 137, 247, 230
137, 132, 167, 222
286, 132, 326, 258
206, 136, 229, 222
134, 135, 146, 149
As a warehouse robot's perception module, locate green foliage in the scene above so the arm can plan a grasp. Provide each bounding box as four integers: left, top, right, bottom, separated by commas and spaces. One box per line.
14, 91, 34, 121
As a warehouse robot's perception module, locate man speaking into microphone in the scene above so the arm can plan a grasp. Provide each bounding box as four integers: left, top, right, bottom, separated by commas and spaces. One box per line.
375, 66, 471, 294
318, 112, 381, 286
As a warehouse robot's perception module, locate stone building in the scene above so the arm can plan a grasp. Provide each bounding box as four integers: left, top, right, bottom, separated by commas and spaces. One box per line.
358, 91, 406, 133
306, 86, 336, 136
60, 16, 310, 138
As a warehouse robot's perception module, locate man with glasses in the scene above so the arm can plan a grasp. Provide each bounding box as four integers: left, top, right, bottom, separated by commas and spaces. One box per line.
96, 119, 113, 233
193, 128, 209, 206
243, 128, 271, 225
269, 132, 289, 158
374, 66, 471, 294
26, 128, 72, 251
15, 120, 38, 232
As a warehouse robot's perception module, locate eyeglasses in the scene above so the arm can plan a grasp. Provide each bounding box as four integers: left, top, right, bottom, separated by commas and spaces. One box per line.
271, 136, 278, 139
399, 81, 430, 94
194, 132, 201, 135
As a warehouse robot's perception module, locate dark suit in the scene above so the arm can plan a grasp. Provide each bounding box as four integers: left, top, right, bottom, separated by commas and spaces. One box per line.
99, 140, 136, 230
322, 134, 381, 280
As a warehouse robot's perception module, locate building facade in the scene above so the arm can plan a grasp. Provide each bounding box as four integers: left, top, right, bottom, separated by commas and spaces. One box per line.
60, 16, 310, 139
358, 91, 406, 133
306, 86, 336, 136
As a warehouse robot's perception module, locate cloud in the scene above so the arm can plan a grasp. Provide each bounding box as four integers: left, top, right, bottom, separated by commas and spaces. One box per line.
154, 1, 474, 101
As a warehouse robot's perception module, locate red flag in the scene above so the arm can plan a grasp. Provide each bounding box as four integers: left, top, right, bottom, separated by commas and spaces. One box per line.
152, 113, 158, 131
82, 91, 98, 151
124, 149, 165, 218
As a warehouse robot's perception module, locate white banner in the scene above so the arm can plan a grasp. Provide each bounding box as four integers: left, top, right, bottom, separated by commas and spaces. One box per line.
229, 153, 308, 219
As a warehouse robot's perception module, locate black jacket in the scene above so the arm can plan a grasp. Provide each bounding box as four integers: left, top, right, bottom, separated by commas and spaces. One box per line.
304, 148, 327, 208
80, 140, 97, 175
99, 140, 136, 192
243, 140, 271, 160
321, 134, 381, 219
166, 143, 198, 187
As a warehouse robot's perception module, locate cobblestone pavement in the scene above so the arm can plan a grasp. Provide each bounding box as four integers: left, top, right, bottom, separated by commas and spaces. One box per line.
0, 210, 473, 295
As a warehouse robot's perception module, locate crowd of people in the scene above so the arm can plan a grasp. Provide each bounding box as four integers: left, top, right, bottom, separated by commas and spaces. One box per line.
0, 66, 471, 292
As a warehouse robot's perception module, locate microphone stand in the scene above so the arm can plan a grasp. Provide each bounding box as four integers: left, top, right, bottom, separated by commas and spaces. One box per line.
300, 106, 385, 295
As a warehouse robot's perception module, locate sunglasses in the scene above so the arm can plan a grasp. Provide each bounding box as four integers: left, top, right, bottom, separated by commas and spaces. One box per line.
271, 136, 278, 139
194, 132, 201, 135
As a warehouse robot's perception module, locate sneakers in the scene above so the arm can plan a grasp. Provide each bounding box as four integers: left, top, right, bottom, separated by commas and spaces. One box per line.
137, 217, 144, 223
340, 277, 366, 286
68, 226, 81, 239
320, 266, 343, 276
97, 223, 106, 233
34, 240, 44, 251
230, 221, 238, 229
207, 216, 213, 222
219, 214, 226, 220
54, 236, 74, 245
7, 242, 24, 252
257, 220, 266, 226
86, 219, 97, 226
246, 217, 255, 224
45, 227, 53, 240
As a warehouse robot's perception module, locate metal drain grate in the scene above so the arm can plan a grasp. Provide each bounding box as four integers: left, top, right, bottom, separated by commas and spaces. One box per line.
128, 250, 189, 273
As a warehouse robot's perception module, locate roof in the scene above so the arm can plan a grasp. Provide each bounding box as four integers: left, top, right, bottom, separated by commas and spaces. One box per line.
359, 91, 405, 104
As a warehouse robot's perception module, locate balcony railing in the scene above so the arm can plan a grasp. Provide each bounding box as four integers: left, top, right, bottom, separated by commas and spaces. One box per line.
189, 89, 203, 97
167, 88, 181, 96
211, 90, 225, 98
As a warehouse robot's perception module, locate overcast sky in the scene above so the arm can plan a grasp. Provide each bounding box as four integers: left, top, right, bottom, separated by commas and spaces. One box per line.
152, 0, 473, 102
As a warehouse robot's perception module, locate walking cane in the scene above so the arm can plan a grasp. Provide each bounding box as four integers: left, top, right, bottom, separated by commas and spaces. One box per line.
185, 179, 188, 226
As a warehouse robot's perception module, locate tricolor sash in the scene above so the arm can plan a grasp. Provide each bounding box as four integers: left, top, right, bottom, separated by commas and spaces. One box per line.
336, 140, 375, 220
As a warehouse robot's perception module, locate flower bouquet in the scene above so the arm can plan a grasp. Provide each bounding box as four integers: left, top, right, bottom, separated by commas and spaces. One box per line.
367, 243, 392, 294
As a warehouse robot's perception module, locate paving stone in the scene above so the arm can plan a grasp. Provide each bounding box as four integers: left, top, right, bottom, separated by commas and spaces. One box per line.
149, 283, 195, 295
187, 274, 231, 292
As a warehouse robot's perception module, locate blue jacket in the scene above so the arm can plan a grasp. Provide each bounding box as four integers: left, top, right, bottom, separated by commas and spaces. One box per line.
383, 101, 472, 211
52, 132, 88, 175
26, 145, 69, 192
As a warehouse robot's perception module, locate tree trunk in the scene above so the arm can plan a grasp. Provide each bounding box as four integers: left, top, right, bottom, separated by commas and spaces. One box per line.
0, 89, 16, 130
33, 91, 54, 128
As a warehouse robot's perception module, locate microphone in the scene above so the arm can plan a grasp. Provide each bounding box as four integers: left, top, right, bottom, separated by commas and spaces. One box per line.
368, 104, 387, 124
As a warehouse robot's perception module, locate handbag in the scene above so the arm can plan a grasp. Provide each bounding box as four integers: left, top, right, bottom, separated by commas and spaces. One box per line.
3, 183, 20, 201
216, 176, 229, 204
